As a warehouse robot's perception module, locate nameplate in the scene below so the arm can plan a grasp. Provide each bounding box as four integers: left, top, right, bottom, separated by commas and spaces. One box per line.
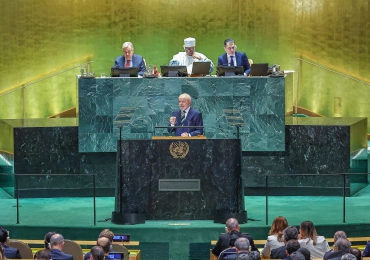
158, 179, 200, 191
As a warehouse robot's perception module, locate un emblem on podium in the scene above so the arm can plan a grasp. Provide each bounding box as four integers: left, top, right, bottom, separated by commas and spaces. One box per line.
169, 141, 189, 158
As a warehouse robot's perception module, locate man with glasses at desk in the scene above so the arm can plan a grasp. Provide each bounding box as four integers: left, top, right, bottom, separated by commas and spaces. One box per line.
217, 38, 251, 76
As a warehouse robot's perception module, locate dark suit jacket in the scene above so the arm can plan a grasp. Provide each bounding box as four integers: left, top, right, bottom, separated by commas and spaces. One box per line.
324, 249, 350, 260
270, 245, 287, 259
168, 107, 203, 136
113, 54, 146, 76
363, 242, 370, 257
2, 243, 22, 259
217, 51, 251, 75
211, 231, 258, 256
50, 249, 74, 260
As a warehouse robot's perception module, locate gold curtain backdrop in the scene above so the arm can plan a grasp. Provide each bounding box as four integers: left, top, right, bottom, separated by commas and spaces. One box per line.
0, 0, 369, 129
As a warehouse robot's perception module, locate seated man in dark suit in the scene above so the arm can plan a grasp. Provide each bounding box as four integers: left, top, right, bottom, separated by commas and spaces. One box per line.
0, 226, 21, 259
168, 93, 203, 137
270, 226, 299, 259
84, 229, 115, 260
217, 38, 251, 75
113, 42, 146, 76
324, 238, 351, 260
50, 234, 73, 260
212, 218, 258, 257
282, 240, 301, 260
35, 250, 51, 260
223, 237, 250, 260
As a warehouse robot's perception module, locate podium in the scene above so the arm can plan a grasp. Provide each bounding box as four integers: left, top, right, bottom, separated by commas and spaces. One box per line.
111, 138, 246, 224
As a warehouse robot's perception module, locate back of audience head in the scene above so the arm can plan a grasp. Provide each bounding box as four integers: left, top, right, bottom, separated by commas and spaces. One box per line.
0, 227, 9, 243
299, 221, 318, 245
99, 229, 114, 242
97, 237, 111, 254
229, 233, 240, 247
226, 218, 240, 232
235, 237, 250, 252
269, 216, 288, 242
334, 231, 347, 242
286, 240, 300, 255
297, 248, 310, 260
334, 238, 351, 252
341, 253, 357, 260
283, 226, 299, 242
90, 246, 105, 260
289, 251, 305, 260
50, 233, 64, 249
349, 248, 361, 260
35, 250, 51, 260
249, 251, 261, 260
0, 243, 4, 260
44, 232, 56, 249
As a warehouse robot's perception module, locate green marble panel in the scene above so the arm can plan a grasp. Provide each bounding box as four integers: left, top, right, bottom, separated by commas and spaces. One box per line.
78, 76, 287, 152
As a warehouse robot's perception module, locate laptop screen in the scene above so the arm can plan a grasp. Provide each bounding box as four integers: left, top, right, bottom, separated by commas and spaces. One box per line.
249, 63, 269, 76
107, 253, 124, 260
191, 62, 211, 75
160, 66, 188, 77
110, 67, 139, 77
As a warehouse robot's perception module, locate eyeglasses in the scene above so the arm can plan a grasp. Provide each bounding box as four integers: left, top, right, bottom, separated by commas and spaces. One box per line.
226, 46, 236, 50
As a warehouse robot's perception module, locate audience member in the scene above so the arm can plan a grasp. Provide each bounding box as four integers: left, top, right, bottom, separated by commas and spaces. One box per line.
0, 227, 21, 259
224, 237, 250, 260
236, 253, 250, 260
270, 226, 299, 259
285, 240, 301, 259
89, 246, 105, 260
50, 233, 73, 260
35, 250, 51, 260
212, 218, 258, 257
324, 238, 351, 260
297, 248, 311, 260
0, 243, 5, 260
333, 231, 347, 242
298, 220, 330, 258
363, 241, 370, 257
169, 37, 214, 74
340, 253, 357, 260
44, 232, 56, 250
289, 251, 305, 260
349, 248, 361, 260
261, 216, 288, 257
84, 229, 116, 260
218, 233, 239, 260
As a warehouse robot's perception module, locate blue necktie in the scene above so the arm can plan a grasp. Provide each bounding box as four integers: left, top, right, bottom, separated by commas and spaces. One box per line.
229, 56, 234, 66
181, 110, 186, 125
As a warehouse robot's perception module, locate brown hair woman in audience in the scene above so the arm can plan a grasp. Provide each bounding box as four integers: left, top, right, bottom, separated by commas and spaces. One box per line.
298, 220, 330, 259
261, 216, 288, 257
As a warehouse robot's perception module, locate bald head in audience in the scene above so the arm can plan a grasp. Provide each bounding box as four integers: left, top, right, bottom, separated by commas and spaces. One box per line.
97, 237, 111, 255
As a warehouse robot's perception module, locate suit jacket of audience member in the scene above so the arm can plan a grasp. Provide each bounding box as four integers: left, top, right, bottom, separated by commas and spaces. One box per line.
324, 249, 351, 260
84, 249, 116, 260
2, 243, 22, 259
218, 247, 237, 260
363, 242, 370, 257
168, 107, 203, 136
212, 230, 258, 256
270, 245, 287, 259
113, 54, 146, 76
50, 249, 74, 260
217, 51, 251, 75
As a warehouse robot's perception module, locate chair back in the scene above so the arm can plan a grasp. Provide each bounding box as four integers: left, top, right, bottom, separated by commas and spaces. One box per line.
6, 240, 33, 259
63, 239, 83, 260
111, 244, 129, 260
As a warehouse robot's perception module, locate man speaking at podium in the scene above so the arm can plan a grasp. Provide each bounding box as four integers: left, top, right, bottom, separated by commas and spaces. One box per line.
168, 93, 203, 137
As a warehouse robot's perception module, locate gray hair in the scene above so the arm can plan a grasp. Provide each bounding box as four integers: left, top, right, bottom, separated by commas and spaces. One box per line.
90, 246, 105, 260
249, 251, 261, 260
50, 234, 64, 246
235, 237, 250, 251
289, 251, 305, 260
179, 93, 192, 102
122, 42, 134, 49
237, 253, 251, 260
341, 254, 357, 260
334, 231, 347, 241
283, 226, 299, 242
335, 238, 351, 252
